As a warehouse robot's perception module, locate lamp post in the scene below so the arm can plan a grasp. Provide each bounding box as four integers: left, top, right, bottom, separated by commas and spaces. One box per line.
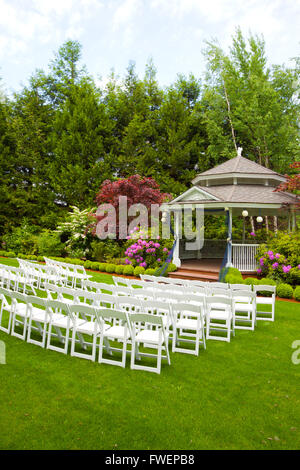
242, 210, 248, 244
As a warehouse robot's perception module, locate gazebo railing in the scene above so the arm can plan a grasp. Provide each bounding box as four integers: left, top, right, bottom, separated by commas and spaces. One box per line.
232, 244, 260, 272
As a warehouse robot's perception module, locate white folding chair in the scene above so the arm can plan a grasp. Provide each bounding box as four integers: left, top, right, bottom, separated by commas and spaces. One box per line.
206, 296, 234, 342
130, 313, 170, 374
46, 300, 84, 354
69, 304, 104, 361
254, 285, 276, 321
171, 302, 206, 355
232, 290, 256, 331
10, 291, 30, 340
98, 308, 131, 368
0, 287, 13, 334
26, 295, 48, 347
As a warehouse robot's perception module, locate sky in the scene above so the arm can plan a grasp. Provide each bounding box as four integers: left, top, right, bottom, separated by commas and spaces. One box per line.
0, 0, 299, 94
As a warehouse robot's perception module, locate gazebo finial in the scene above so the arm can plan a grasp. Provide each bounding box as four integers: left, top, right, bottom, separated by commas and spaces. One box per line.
237, 146, 243, 157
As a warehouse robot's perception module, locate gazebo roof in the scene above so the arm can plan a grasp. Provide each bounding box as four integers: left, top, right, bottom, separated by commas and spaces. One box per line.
197, 155, 281, 177
166, 152, 299, 214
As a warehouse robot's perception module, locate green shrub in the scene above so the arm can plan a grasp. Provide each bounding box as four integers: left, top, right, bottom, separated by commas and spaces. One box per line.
277, 283, 294, 299
37, 256, 44, 262
288, 267, 300, 286
259, 278, 277, 286
115, 265, 125, 275
7, 251, 16, 258
145, 268, 156, 275
244, 277, 259, 285
293, 286, 300, 302
123, 265, 134, 275
90, 240, 123, 262
37, 230, 65, 257
98, 263, 107, 272
3, 221, 39, 255
225, 274, 244, 285
226, 267, 243, 281
89, 262, 100, 271
84, 260, 92, 269
134, 266, 145, 277
166, 262, 177, 273
29, 255, 37, 260
105, 264, 116, 273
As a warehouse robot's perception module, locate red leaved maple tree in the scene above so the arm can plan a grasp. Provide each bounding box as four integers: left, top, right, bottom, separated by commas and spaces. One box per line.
92, 175, 171, 239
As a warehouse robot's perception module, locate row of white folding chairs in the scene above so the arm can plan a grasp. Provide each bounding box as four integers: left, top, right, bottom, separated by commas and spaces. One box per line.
17, 259, 64, 289
49, 277, 271, 338
0, 264, 37, 295
0, 286, 171, 373
84, 279, 251, 339
139, 275, 276, 322
44, 257, 92, 288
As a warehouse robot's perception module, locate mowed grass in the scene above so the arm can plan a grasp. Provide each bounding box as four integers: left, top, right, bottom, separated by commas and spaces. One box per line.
0, 257, 300, 450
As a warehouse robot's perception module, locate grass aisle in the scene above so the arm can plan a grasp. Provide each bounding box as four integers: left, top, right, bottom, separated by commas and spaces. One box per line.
0, 259, 299, 449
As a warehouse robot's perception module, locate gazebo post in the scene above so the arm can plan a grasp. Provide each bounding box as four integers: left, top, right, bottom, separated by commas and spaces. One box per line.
173, 210, 182, 268
226, 208, 233, 267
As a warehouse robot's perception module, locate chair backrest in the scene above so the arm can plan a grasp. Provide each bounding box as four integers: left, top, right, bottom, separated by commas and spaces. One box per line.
45, 299, 70, 312
132, 288, 155, 300
209, 282, 229, 289
115, 286, 132, 297
230, 284, 252, 291
254, 285, 276, 295
130, 312, 163, 327
140, 299, 171, 315
206, 295, 232, 308
185, 280, 208, 288
26, 295, 46, 308
208, 288, 231, 297
68, 303, 96, 320
171, 302, 204, 318
117, 297, 142, 312
96, 307, 128, 323
232, 290, 256, 301
113, 276, 130, 287
97, 293, 117, 308
128, 279, 146, 289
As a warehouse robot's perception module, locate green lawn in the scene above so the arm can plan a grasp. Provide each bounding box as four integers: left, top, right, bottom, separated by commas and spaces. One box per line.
0, 258, 300, 450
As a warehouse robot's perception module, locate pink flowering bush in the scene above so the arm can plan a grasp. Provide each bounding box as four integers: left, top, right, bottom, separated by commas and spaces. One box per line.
256, 232, 300, 285
124, 227, 174, 269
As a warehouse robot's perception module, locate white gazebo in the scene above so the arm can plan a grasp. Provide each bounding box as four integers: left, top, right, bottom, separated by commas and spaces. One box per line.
162, 150, 299, 275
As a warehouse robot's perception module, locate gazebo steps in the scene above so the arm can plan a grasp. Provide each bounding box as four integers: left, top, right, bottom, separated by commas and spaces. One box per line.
169, 270, 219, 282
168, 258, 257, 282
168, 258, 221, 282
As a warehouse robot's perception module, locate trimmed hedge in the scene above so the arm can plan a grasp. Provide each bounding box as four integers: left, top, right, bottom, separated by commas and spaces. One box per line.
123, 265, 134, 275
293, 286, 300, 302
134, 266, 145, 277
105, 264, 116, 274
277, 283, 294, 299
226, 274, 244, 285
244, 277, 260, 286
145, 268, 156, 275
115, 265, 125, 275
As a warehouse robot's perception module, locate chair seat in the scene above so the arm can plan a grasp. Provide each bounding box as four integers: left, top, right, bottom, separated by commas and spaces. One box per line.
234, 303, 253, 312
256, 297, 273, 304
234, 296, 251, 303
176, 318, 200, 331
51, 316, 85, 329
75, 321, 103, 335
135, 329, 167, 345
31, 310, 48, 323
208, 310, 232, 320
105, 325, 131, 340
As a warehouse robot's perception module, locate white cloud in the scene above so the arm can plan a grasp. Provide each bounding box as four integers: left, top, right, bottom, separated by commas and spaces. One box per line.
0, 0, 103, 60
